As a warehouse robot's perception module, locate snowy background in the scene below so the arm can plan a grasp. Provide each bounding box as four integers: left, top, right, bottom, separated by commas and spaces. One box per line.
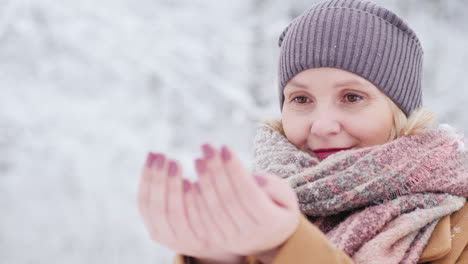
1, 0, 467, 263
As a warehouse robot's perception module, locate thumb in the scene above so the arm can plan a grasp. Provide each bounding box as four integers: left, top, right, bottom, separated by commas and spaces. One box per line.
253, 174, 299, 211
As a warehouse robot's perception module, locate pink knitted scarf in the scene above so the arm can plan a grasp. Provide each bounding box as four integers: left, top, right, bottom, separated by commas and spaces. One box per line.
252, 124, 468, 264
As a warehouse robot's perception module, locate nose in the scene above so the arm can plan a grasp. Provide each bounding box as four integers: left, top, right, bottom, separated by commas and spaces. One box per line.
310, 118, 341, 138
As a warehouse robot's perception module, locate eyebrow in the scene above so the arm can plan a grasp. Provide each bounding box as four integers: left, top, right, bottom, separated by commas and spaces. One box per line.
286, 79, 364, 90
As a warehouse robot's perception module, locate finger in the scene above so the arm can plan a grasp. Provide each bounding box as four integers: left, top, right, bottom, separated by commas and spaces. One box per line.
185, 181, 211, 249
191, 183, 243, 256
148, 154, 175, 244
138, 152, 158, 228
219, 146, 276, 220
166, 160, 196, 243
194, 157, 228, 242
201, 144, 241, 235
253, 174, 299, 213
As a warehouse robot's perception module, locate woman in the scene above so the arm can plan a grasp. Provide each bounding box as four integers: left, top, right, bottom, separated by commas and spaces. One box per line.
138, 0, 468, 263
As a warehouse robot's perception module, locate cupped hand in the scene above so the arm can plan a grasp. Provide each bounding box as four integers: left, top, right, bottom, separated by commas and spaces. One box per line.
137, 152, 244, 263
137, 144, 301, 262
194, 144, 301, 257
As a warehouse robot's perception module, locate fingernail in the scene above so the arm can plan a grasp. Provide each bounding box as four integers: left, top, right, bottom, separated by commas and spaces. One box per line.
221, 146, 231, 162
168, 161, 178, 177
195, 159, 206, 174
202, 144, 215, 160
254, 175, 267, 186
155, 154, 165, 169
145, 152, 158, 168
183, 179, 191, 192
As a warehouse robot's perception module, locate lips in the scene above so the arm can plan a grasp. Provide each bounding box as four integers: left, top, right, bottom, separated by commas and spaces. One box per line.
313, 147, 353, 160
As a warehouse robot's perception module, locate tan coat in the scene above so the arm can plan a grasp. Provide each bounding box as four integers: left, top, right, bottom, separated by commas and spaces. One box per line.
173, 202, 468, 264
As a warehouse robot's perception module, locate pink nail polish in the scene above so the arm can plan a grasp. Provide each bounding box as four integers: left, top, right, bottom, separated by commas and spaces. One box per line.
195, 159, 206, 174
202, 144, 215, 160
221, 146, 231, 161
183, 179, 191, 192
168, 161, 178, 177
145, 152, 158, 168
254, 175, 267, 186
155, 154, 165, 169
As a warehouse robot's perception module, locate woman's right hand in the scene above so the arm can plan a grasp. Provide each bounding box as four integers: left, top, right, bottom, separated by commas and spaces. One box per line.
137, 152, 244, 264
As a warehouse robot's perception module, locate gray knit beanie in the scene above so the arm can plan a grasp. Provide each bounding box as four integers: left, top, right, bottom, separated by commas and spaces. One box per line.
278, 0, 424, 116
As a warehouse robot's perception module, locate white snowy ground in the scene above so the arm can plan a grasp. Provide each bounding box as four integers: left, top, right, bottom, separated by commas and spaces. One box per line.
0, 0, 467, 263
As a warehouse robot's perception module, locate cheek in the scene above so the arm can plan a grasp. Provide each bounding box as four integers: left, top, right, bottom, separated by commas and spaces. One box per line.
347, 108, 393, 146
282, 112, 309, 146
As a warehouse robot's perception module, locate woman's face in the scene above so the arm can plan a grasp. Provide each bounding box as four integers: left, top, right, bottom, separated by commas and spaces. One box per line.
282, 67, 394, 160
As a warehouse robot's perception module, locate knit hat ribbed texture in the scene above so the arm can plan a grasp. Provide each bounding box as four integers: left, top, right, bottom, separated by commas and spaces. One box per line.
278, 0, 424, 116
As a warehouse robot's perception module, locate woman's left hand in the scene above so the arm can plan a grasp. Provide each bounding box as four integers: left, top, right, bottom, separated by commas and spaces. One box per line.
194, 144, 301, 258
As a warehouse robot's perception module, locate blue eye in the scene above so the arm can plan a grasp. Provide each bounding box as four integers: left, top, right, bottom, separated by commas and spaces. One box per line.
344, 93, 363, 103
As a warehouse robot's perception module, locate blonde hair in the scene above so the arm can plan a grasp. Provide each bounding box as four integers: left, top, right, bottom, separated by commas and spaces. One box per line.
386, 98, 437, 140
260, 98, 437, 142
